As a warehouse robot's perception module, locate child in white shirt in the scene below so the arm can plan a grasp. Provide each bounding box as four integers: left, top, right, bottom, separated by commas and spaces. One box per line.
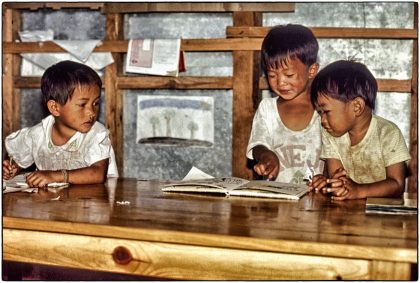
3, 60, 118, 188
246, 24, 323, 184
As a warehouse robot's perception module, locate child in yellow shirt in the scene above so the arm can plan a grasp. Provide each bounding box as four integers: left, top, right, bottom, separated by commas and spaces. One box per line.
309, 60, 410, 200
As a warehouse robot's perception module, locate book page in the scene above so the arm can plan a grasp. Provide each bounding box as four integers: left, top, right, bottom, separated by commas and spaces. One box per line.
229, 180, 308, 200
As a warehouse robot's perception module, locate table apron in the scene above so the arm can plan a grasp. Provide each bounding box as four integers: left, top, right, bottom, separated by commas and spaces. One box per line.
3, 228, 414, 280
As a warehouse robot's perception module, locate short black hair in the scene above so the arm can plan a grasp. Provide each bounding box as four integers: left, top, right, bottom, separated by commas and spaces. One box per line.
261, 24, 319, 77
41, 60, 102, 106
310, 60, 377, 110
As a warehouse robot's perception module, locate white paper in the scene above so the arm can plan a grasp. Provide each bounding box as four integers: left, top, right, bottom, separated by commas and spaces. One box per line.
3, 174, 38, 194
53, 39, 101, 62
19, 30, 114, 75
182, 166, 214, 181
125, 38, 181, 76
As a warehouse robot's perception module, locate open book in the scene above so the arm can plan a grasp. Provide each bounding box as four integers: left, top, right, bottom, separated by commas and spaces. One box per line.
162, 177, 308, 200
365, 193, 417, 215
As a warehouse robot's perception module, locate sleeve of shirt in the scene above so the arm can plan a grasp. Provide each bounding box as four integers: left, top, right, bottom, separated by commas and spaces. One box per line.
4, 127, 35, 169
320, 127, 341, 160
83, 128, 117, 176
246, 99, 274, 160
381, 124, 411, 167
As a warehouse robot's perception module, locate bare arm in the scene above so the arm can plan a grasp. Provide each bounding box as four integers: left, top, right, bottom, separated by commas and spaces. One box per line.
351, 162, 406, 198
324, 162, 407, 200
26, 159, 109, 188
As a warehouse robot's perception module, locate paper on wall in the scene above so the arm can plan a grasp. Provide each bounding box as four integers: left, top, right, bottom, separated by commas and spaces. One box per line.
18, 30, 114, 76
125, 38, 181, 76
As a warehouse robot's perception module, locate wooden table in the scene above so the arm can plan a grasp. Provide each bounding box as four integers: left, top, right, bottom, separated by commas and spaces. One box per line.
3, 178, 417, 280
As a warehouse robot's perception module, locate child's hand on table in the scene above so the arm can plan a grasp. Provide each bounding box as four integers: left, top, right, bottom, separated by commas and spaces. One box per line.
308, 174, 328, 191
253, 150, 280, 180
322, 168, 359, 200
26, 170, 61, 188
2, 159, 19, 180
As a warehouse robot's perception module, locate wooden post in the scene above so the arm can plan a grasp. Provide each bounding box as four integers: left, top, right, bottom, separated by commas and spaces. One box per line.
232, 12, 261, 179
408, 3, 418, 193
104, 13, 124, 174
2, 8, 22, 155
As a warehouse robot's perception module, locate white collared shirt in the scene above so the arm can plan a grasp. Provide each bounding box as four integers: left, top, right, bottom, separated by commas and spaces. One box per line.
5, 115, 118, 177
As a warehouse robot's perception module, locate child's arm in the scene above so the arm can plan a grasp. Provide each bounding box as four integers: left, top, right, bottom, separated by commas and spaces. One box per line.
2, 158, 21, 180
325, 162, 407, 200
252, 145, 280, 180
25, 159, 109, 188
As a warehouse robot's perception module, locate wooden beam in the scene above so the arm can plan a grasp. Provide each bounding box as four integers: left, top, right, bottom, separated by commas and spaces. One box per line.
102, 3, 294, 13
14, 76, 233, 90
227, 26, 418, 39
2, 2, 103, 10
104, 13, 124, 175
408, 2, 418, 193
3, 39, 263, 53
259, 78, 412, 93
117, 76, 232, 89
232, 11, 261, 180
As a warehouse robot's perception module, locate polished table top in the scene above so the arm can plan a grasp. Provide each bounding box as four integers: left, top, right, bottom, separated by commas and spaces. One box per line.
3, 178, 417, 263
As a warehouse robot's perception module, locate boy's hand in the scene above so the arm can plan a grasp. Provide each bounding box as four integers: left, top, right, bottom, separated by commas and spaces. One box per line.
253, 151, 280, 180
26, 170, 61, 188
308, 174, 328, 191
322, 168, 359, 200
2, 159, 19, 180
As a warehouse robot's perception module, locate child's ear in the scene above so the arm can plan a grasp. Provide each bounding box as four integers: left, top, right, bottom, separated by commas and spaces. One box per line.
308, 63, 319, 79
352, 97, 366, 116
47, 100, 61, 117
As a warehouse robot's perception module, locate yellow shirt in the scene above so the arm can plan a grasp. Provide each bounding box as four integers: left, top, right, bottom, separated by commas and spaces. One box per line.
320, 115, 410, 184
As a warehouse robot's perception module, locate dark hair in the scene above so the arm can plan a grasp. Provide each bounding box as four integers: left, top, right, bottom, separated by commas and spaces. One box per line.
310, 60, 377, 110
261, 24, 319, 77
41, 60, 102, 106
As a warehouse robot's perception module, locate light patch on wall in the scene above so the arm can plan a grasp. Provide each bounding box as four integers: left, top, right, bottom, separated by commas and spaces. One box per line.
137, 95, 214, 147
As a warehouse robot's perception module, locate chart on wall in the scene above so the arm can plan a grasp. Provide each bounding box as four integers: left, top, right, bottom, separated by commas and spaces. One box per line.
137, 95, 214, 147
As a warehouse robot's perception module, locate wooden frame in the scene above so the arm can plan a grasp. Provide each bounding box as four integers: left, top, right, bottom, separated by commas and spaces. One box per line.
2, 2, 417, 192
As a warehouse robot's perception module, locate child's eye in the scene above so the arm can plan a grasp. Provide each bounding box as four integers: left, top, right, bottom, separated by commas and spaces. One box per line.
93, 101, 99, 106
77, 103, 86, 107
286, 74, 294, 78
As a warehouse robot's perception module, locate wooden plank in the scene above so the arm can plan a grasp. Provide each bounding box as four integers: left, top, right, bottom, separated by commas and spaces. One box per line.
2, 8, 14, 141
3, 228, 376, 280
408, 3, 418, 193
14, 76, 232, 90
232, 12, 261, 180
227, 26, 418, 39
259, 77, 412, 93
3, 2, 103, 10
370, 261, 412, 280
104, 13, 124, 175
102, 3, 295, 13
3, 214, 417, 263
12, 76, 411, 93
117, 76, 233, 89
3, 39, 263, 53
